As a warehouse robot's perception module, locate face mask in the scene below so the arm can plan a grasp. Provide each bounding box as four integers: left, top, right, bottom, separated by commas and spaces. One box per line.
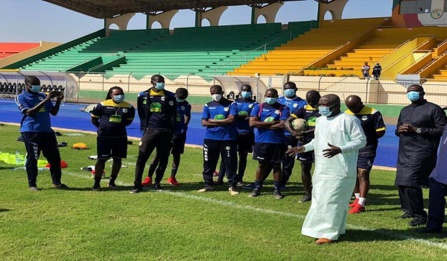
155, 82, 165, 90
30, 85, 41, 93
407, 91, 420, 102
241, 91, 251, 99
113, 94, 125, 103
265, 97, 277, 105
212, 94, 222, 102
176, 98, 184, 103
319, 104, 334, 117
284, 89, 296, 98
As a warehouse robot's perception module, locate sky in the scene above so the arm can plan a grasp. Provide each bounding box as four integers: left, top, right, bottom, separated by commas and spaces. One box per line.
0, 0, 393, 43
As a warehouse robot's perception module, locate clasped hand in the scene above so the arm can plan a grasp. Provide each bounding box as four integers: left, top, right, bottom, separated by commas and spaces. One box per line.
397, 123, 416, 134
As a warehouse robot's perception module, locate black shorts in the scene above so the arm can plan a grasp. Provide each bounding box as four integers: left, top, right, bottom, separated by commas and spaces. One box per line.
253, 143, 285, 164
237, 132, 254, 153
97, 136, 128, 159
172, 132, 187, 155
297, 151, 314, 163
296, 140, 314, 163
357, 149, 376, 171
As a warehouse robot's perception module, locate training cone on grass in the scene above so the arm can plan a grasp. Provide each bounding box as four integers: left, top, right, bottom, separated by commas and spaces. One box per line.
72, 143, 88, 150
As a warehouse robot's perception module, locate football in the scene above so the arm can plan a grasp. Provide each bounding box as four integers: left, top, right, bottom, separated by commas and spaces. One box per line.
291, 118, 308, 132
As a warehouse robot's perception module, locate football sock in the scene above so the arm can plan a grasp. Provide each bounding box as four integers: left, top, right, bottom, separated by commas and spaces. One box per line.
358, 197, 366, 206
254, 180, 263, 189
273, 181, 280, 191
109, 175, 117, 184
354, 193, 360, 199
94, 177, 101, 187
171, 168, 177, 177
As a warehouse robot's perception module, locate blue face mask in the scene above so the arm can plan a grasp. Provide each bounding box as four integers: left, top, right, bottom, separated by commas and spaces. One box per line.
113, 94, 125, 103
284, 89, 296, 98
155, 82, 165, 90
319, 104, 334, 117
265, 97, 277, 105
176, 98, 184, 103
241, 91, 251, 99
407, 91, 420, 102
30, 85, 41, 93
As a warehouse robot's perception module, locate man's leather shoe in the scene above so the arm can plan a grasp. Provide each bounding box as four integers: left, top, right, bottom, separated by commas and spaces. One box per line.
315, 238, 332, 245
409, 217, 427, 227
400, 213, 413, 219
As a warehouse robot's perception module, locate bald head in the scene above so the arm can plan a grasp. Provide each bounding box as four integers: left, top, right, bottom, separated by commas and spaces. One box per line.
345, 95, 363, 113
319, 94, 341, 116
306, 90, 321, 107
324, 94, 340, 106
210, 85, 223, 95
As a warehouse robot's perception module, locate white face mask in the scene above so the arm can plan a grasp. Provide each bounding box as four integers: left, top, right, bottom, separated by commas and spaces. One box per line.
212, 94, 222, 102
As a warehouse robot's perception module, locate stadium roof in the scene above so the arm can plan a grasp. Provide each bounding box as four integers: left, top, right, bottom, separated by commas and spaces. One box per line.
43, 0, 314, 19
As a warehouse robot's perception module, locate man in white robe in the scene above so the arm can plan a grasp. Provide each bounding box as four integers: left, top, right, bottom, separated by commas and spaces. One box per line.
287, 94, 366, 245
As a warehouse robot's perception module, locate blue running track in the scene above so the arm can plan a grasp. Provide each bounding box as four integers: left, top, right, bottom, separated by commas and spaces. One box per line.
0, 99, 398, 168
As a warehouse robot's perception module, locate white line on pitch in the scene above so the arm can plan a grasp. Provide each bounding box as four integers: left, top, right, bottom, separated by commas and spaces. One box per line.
64, 171, 447, 250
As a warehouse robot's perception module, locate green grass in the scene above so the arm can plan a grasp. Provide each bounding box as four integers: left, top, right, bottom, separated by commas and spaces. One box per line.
0, 123, 446, 260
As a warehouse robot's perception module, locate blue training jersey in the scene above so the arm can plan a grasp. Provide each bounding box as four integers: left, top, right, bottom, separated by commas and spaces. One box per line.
277, 96, 307, 136
234, 98, 257, 133
250, 102, 290, 144
201, 99, 238, 141
16, 91, 54, 133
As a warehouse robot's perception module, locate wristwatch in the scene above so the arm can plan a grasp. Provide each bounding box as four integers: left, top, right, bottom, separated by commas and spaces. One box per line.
416, 128, 422, 134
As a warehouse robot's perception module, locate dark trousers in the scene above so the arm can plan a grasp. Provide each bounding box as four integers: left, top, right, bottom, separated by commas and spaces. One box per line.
203, 139, 237, 187
21, 132, 62, 187
427, 178, 447, 231
397, 185, 427, 218
134, 128, 173, 188
281, 135, 297, 185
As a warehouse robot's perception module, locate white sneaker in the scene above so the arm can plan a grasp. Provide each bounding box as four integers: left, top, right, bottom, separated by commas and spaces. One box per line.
197, 186, 213, 193
228, 187, 239, 196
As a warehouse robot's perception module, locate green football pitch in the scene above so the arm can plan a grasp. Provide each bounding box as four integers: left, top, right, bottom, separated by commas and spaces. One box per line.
0, 124, 446, 260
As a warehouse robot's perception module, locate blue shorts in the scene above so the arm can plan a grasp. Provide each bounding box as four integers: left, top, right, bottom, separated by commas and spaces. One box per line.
253, 143, 285, 164
357, 149, 376, 171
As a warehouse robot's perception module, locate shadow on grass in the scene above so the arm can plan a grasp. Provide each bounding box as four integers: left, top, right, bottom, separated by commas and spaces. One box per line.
340, 227, 447, 242
0, 208, 10, 213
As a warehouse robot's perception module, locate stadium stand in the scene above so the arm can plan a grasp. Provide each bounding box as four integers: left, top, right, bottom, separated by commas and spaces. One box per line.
0, 43, 40, 59
324, 26, 447, 78
228, 18, 386, 76
15, 22, 314, 80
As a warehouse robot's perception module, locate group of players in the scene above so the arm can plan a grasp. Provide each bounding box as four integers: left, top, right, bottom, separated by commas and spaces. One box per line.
89, 73, 384, 213
192, 79, 385, 211
17, 74, 386, 215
